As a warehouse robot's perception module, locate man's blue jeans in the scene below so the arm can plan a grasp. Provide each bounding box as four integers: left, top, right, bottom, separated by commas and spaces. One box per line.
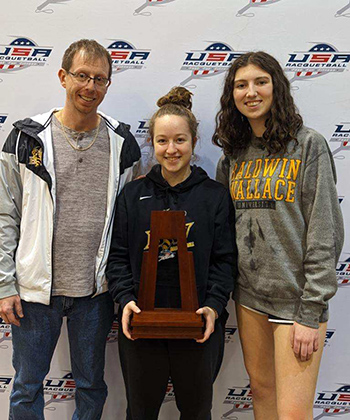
9, 292, 114, 420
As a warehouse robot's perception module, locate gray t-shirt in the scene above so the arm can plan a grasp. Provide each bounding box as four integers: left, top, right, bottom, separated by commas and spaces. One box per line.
51, 115, 110, 297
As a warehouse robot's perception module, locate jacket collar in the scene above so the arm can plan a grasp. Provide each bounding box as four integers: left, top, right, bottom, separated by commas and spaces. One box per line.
13, 108, 121, 137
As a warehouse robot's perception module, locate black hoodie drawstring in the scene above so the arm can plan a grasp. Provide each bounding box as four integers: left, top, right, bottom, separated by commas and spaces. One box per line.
156, 185, 179, 208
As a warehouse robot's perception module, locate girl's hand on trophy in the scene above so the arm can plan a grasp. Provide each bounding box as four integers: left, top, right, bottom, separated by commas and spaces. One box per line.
122, 300, 141, 340
195, 306, 216, 343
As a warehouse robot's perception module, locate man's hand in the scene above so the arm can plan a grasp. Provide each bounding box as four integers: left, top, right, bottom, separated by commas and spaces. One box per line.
122, 301, 141, 340
0, 295, 24, 327
195, 307, 216, 343
290, 322, 319, 362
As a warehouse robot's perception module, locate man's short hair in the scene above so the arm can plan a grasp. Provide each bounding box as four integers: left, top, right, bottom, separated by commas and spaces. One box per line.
62, 39, 113, 79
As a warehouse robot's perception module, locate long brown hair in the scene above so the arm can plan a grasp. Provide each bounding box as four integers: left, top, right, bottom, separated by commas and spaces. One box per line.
212, 51, 303, 156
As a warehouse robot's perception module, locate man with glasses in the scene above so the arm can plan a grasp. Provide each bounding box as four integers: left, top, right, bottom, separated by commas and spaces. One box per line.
0, 39, 140, 419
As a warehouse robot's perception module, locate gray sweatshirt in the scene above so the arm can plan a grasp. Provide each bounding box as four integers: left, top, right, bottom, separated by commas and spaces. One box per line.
216, 126, 344, 328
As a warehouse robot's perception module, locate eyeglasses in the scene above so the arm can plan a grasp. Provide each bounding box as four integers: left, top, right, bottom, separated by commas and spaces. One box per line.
68, 71, 110, 88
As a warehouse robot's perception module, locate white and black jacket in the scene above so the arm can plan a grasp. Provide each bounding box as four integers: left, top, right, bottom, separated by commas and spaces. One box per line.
107, 164, 237, 317
0, 109, 141, 305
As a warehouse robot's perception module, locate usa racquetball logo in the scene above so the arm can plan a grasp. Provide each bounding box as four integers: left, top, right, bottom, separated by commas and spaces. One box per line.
0, 317, 12, 349
330, 123, 350, 158
180, 42, 245, 87
0, 37, 53, 73
106, 314, 119, 344
324, 330, 336, 347
314, 385, 350, 418
224, 325, 238, 345
44, 373, 75, 410
134, 0, 176, 16
335, 1, 350, 17
135, 120, 153, 158
0, 114, 8, 129
106, 40, 150, 74
134, 119, 156, 173
221, 383, 253, 419
135, 119, 150, 140
35, 0, 72, 14
0, 376, 13, 393
284, 43, 350, 85
236, 0, 283, 17
336, 257, 350, 287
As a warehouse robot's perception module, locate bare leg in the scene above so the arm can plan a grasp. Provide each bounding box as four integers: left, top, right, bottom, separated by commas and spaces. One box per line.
273, 322, 327, 420
236, 304, 278, 420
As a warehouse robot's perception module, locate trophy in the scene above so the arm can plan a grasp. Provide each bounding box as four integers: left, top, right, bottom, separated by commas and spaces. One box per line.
131, 210, 204, 339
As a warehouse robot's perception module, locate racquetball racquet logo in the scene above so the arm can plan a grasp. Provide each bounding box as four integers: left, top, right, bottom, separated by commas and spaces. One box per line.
134, 0, 176, 16
35, 0, 72, 14
335, 1, 350, 17
236, 0, 283, 17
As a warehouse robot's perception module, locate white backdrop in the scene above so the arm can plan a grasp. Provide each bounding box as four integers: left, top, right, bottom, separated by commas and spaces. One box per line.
1, 1, 349, 419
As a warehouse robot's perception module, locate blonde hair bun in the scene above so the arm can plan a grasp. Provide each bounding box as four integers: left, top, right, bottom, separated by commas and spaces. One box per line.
157, 86, 193, 110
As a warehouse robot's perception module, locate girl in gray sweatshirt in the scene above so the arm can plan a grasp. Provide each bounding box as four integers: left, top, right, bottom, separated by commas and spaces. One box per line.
213, 51, 344, 420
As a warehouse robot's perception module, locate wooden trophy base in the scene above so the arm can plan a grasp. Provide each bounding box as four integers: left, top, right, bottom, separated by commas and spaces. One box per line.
131, 211, 205, 340
131, 309, 204, 339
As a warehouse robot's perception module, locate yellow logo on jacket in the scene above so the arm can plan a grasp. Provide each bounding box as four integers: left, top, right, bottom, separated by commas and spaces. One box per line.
29, 147, 43, 167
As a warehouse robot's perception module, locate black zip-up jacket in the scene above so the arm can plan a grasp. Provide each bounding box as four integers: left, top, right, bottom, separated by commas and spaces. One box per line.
106, 164, 237, 317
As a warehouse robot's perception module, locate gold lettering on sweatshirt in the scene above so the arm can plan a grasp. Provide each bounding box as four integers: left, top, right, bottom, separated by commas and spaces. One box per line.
246, 180, 254, 199
235, 180, 244, 200
235, 162, 245, 179
244, 161, 253, 179
252, 159, 262, 178
286, 159, 301, 180
230, 158, 301, 204
253, 179, 261, 199
263, 158, 281, 177
261, 178, 272, 199
286, 181, 296, 203
278, 158, 289, 178
275, 179, 286, 200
